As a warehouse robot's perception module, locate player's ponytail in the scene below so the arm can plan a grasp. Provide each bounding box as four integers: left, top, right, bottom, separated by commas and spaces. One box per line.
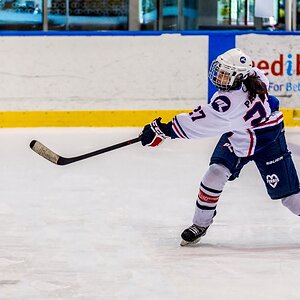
243, 72, 267, 102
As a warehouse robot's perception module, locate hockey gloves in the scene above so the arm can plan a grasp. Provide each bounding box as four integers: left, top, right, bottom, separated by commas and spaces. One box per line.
141, 117, 171, 147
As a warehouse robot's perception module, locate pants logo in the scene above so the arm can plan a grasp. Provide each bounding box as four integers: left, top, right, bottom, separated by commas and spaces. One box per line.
266, 174, 280, 188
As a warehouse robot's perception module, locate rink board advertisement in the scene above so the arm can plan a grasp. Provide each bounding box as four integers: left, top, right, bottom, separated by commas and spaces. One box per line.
236, 34, 300, 108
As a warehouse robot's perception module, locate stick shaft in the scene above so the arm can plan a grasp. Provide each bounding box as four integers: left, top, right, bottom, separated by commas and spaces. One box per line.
30, 136, 141, 165
58, 137, 141, 165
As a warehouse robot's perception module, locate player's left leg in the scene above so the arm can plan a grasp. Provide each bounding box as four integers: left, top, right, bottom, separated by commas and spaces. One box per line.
180, 163, 231, 246
180, 134, 250, 246
254, 130, 300, 212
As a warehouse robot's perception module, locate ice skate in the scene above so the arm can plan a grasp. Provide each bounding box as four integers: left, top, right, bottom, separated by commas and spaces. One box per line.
180, 224, 209, 246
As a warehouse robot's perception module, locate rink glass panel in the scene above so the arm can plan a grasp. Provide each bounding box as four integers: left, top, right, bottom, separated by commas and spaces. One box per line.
0, 0, 284, 31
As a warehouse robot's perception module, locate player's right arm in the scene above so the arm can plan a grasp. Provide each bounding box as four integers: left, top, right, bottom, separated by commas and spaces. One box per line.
141, 96, 235, 146
171, 102, 232, 139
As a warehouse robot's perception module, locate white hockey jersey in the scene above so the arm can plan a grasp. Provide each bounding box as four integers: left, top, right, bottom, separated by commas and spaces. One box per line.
171, 68, 283, 157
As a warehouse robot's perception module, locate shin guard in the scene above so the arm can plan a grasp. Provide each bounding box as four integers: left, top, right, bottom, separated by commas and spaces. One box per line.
193, 164, 231, 227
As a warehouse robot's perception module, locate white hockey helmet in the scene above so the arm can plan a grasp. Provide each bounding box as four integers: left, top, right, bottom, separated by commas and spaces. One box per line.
208, 48, 253, 90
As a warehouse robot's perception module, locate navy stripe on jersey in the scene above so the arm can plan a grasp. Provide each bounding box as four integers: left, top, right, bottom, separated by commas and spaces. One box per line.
172, 116, 189, 139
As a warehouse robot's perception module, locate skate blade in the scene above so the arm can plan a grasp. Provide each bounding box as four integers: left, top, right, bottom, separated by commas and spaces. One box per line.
180, 237, 201, 247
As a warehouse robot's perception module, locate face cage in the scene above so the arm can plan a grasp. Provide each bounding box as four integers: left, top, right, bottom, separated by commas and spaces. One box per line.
208, 60, 238, 91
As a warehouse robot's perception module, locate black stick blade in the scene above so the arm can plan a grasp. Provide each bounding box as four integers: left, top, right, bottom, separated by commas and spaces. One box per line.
30, 140, 60, 165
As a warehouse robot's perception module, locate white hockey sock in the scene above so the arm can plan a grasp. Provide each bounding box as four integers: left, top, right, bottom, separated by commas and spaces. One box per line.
193, 164, 231, 227
281, 191, 300, 216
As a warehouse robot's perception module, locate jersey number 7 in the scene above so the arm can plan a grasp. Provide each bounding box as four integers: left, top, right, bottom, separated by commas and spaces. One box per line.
189, 106, 206, 121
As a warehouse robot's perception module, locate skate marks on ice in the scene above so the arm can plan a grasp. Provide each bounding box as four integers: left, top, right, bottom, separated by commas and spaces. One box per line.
180, 241, 300, 253
0, 280, 19, 285
148, 230, 300, 300
178, 222, 300, 253
0, 256, 23, 287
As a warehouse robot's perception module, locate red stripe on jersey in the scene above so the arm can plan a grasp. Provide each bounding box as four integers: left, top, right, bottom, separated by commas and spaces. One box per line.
172, 122, 186, 138
257, 114, 283, 128
247, 129, 254, 157
198, 190, 219, 203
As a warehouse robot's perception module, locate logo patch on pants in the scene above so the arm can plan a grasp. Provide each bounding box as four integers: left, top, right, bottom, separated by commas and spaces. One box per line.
266, 174, 280, 188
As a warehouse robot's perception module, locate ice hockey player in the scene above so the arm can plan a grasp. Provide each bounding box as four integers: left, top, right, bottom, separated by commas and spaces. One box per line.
140, 48, 300, 246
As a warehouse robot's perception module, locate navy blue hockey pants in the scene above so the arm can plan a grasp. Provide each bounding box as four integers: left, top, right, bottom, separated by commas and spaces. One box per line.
210, 129, 300, 200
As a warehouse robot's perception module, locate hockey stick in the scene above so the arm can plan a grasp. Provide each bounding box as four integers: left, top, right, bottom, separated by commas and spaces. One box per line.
30, 136, 141, 166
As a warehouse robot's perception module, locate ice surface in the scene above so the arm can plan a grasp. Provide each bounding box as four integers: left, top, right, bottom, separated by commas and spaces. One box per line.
0, 127, 300, 300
